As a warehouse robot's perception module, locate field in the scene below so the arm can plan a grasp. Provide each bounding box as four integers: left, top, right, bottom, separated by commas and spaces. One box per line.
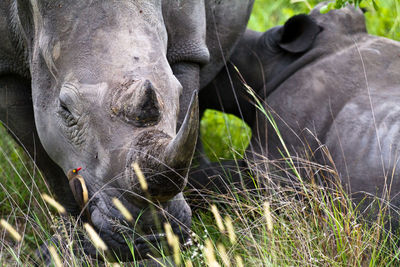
1, 0, 400, 266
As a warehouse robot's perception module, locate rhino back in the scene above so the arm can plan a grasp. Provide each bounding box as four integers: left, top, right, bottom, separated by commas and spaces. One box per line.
325, 94, 400, 202
267, 35, 400, 160
266, 32, 400, 211
200, 0, 254, 88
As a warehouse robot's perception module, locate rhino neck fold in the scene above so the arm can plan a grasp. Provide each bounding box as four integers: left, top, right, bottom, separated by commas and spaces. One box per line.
172, 62, 200, 129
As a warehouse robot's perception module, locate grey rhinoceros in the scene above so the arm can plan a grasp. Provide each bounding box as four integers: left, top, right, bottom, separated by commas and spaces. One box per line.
196, 4, 400, 222
0, 0, 254, 260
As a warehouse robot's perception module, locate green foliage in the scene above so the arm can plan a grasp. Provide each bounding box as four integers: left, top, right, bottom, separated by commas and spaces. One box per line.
321, 0, 379, 11
248, 0, 321, 31
200, 110, 251, 161
249, 0, 399, 40
362, 0, 400, 41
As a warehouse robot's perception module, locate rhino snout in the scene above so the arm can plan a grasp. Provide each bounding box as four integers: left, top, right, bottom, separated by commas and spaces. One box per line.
124, 92, 199, 202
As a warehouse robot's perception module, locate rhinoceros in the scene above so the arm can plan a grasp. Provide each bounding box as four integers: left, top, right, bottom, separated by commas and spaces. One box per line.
195, 4, 400, 222
0, 0, 254, 260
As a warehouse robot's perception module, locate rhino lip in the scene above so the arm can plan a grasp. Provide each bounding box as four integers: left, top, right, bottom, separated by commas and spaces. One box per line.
85, 193, 192, 260
100, 218, 192, 260
133, 232, 192, 249
110, 217, 192, 247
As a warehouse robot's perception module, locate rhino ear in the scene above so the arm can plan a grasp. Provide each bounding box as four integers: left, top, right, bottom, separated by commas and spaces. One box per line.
278, 14, 322, 53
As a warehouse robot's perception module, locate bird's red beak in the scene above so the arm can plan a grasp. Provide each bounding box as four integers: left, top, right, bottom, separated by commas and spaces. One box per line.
76, 167, 82, 172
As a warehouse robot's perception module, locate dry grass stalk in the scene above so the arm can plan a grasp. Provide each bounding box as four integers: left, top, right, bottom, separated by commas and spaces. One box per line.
211, 205, 225, 232
84, 223, 108, 251
217, 243, 230, 267
112, 198, 133, 222
132, 162, 148, 191
146, 254, 168, 267
48, 246, 63, 267
184, 259, 194, 267
263, 201, 273, 233
204, 239, 221, 267
224, 215, 236, 244
235, 255, 244, 267
0, 219, 22, 242
41, 193, 66, 214
164, 223, 181, 265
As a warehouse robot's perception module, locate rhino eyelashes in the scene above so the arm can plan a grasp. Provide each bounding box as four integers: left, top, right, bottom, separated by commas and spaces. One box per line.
58, 102, 86, 146
59, 104, 78, 127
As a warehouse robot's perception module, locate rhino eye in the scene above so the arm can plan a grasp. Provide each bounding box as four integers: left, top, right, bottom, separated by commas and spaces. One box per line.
58, 98, 78, 127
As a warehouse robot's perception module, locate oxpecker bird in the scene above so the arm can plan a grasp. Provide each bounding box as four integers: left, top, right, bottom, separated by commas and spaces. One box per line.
67, 167, 90, 222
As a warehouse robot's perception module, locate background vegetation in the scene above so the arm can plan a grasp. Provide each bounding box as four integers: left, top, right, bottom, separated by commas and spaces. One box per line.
1, 0, 400, 266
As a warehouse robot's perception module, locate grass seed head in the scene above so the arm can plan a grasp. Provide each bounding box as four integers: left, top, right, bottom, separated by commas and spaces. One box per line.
224, 215, 236, 244
211, 205, 225, 232
112, 198, 133, 222
204, 239, 221, 267
0, 219, 22, 242
132, 162, 148, 191
184, 259, 194, 267
41, 193, 66, 214
48, 246, 63, 267
164, 223, 181, 265
217, 243, 230, 267
235, 255, 244, 267
84, 223, 108, 251
263, 201, 273, 233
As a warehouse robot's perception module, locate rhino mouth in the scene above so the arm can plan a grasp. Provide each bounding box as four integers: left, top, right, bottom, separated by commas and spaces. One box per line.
84, 190, 192, 260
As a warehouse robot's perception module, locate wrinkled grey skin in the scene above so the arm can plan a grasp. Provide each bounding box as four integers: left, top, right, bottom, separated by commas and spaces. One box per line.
196, 4, 400, 221
0, 0, 253, 260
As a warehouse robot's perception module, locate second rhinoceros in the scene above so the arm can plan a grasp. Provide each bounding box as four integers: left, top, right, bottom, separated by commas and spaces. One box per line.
197, 4, 400, 223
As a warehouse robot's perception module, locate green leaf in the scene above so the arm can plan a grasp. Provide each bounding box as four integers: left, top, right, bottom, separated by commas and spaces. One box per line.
372, 0, 379, 11
320, 4, 330, 13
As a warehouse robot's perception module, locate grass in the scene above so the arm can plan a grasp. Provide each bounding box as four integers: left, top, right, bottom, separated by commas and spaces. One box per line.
1, 0, 400, 266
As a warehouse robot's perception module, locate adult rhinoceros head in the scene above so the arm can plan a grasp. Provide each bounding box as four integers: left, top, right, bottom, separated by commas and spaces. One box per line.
16, 0, 206, 259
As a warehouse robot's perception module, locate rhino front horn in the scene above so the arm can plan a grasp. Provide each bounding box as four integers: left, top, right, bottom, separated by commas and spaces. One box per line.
162, 91, 199, 189
127, 92, 199, 201
164, 91, 198, 168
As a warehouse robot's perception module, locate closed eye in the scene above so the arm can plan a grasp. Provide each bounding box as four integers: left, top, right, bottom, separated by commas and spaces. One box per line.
58, 100, 78, 127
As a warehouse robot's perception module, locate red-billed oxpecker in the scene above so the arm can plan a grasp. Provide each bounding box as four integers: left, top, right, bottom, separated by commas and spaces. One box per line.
67, 167, 90, 221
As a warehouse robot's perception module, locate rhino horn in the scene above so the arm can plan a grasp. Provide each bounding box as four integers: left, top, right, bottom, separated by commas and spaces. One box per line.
164, 91, 199, 173
139, 91, 198, 200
